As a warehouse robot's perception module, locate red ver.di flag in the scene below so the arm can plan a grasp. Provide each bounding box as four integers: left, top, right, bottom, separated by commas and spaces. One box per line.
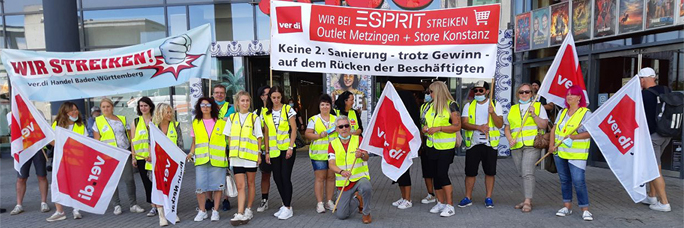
537, 34, 588, 108
51, 128, 131, 214
10, 81, 54, 172
583, 76, 659, 203
360, 81, 421, 181
149, 124, 186, 224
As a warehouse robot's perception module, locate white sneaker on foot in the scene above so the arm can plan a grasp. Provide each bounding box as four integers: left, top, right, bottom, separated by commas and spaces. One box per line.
278, 207, 293, 220
316, 202, 326, 213
392, 198, 405, 207
113, 205, 123, 215
429, 202, 445, 214
211, 210, 220, 221
398, 200, 413, 209
325, 200, 335, 211
147, 207, 158, 217
439, 205, 455, 217
582, 211, 594, 221
649, 202, 671, 212
640, 196, 657, 205
46, 211, 66, 222
230, 213, 249, 226
244, 208, 254, 220
194, 210, 208, 222
421, 194, 436, 204
556, 207, 572, 217
41, 202, 51, 212
10, 205, 23, 215
130, 205, 145, 213
274, 206, 286, 217
257, 199, 268, 212
73, 209, 82, 219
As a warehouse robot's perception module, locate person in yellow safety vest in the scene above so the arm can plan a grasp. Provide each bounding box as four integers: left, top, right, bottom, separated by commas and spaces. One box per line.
334, 91, 363, 136
92, 98, 145, 215
503, 84, 549, 213
187, 97, 228, 222
221, 91, 263, 226
421, 81, 461, 217
130, 97, 156, 217
254, 86, 272, 213
262, 86, 298, 220
458, 80, 504, 210
548, 85, 594, 221
149, 103, 183, 226
327, 115, 372, 224
46, 102, 86, 222
304, 94, 338, 213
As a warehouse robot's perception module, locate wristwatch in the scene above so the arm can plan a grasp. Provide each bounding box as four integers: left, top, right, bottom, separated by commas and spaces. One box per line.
289, 146, 294, 150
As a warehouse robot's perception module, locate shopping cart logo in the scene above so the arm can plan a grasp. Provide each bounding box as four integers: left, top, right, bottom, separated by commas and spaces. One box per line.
474, 10, 491, 25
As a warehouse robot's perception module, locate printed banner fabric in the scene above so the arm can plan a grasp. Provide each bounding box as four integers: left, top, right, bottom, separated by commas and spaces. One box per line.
10, 82, 55, 172
537, 34, 588, 108
270, 1, 500, 78
2, 24, 213, 102
149, 124, 186, 224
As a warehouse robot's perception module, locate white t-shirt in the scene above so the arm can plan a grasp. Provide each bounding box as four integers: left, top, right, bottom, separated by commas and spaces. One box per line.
91, 117, 130, 150
270, 106, 297, 129
503, 102, 549, 126
306, 114, 333, 133
223, 112, 263, 168
462, 100, 503, 146
554, 108, 592, 170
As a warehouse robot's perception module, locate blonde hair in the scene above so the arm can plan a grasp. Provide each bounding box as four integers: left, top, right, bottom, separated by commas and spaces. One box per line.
100, 98, 114, 108
429, 81, 455, 113
233, 90, 252, 112
152, 103, 175, 125
516, 83, 534, 100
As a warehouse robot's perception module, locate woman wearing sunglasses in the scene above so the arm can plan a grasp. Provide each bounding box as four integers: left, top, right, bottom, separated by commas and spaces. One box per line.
503, 83, 548, 213
328, 116, 372, 224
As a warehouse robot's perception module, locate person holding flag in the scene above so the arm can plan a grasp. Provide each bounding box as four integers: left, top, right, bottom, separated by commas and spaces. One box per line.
549, 85, 594, 221
130, 97, 157, 217
223, 91, 263, 226
423, 81, 461, 217
46, 102, 86, 222
150, 103, 183, 226
503, 83, 548, 213
458, 80, 503, 210
304, 94, 338, 213
328, 116, 372, 224
92, 98, 145, 215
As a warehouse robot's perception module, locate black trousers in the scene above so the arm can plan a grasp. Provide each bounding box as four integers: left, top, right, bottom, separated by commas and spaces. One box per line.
271, 150, 296, 207
136, 160, 153, 204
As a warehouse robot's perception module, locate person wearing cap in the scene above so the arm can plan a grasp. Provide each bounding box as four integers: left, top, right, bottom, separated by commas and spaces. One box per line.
638, 67, 671, 212
87, 106, 101, 138
458, 80, 503, 209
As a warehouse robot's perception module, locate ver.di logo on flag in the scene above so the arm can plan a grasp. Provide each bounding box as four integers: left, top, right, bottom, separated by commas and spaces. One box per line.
276, 6, 303, 34
598, 96, 638, 155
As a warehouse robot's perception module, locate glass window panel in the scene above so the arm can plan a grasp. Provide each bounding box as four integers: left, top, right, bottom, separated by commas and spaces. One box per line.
5, 14, 45, 50
3, 0, 43, 14
168, 6, 189, 36
0, 17, 5, 48
230, 4, 255, 40
190, 4, 255, 41
81, 0, 163, 9
190, 5, 218, 40
256, 6, 270, 40
83, 8, 166, 47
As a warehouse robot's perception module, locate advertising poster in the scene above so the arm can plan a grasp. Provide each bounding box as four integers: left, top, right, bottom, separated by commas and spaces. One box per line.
515, 13, 531, 52
326, 74, 372, 131
572, 0, 592, 41
550, 2, 570, 46
681, 0, 684, 23
532, 8, 550, 49
619, 0, 644, 33
646, 0, 675, 28
594, 0, 617, 37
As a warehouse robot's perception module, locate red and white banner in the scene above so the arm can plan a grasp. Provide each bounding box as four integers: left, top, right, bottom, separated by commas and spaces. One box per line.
270, 1, 500, 78
10, 82, 54, 172
360, 81, 421, 181
51, 127, 131, 214
149, 124, 186, 224
584, 76, 660, 203
537, 34, 588, 108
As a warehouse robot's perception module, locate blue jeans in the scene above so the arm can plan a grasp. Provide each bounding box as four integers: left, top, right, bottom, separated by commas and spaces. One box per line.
554, 155, 589, 208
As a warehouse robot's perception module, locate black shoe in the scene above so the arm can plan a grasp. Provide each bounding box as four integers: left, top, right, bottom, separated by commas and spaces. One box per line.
205, 199, 213, 211
222, 199, 231, 211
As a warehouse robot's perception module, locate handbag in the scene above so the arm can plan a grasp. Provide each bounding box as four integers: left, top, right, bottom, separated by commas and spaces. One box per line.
533, 123, 551, 149
224, 169, 238, 198
544, 151, 557, 173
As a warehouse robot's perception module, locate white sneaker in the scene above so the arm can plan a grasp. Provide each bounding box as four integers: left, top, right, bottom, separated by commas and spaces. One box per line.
556, 207, 572, 217
439, 205, 455, 217
392, 198, 405, 207
211, 210, 220, 222
257, 199, 268, 212
398, 200, 413, 209
194, 210, 208, 222
10, 205, 23, 215
113, 205, 123, 215
73, 209, 82, 219
421, 194, 436, 204
147, 207, 158, 217
640, 196, 657, 205
582, 210, 594, 221
230, 213, 249, 226
316, 202, 326, 213
130, 205, 145, 213
274, 206, 286, 217
46, 211, 66, 222
325, 200, 335, 211
278, 207, 293, 220
158, 208, 169, 227
429, 202, 445, 214
41, 202, 51, 212
244, 208, 254, 220
649, 202, 671, 212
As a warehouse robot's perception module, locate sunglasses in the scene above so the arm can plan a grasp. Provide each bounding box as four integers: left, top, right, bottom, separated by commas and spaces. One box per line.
338, 124, 351, 129
518, 90, 531, 95
473, 88, 486, 93
200, 103, 212, 108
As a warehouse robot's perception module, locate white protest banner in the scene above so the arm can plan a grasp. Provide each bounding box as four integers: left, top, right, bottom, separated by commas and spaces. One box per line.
149, 124, 186, 224
51, 128, 131, 214
583, 76, 660, 203
10, 81, 54, 172
2, 24, 213, 102
537, 33, 588, 108
360, 82, 421, 181
270, 1, 500, 78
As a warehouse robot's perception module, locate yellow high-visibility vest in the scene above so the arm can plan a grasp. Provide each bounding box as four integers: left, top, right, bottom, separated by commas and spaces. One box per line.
309, 114, 337, 161
52, 121, 86, 136
132, 117, 150, 161
332, 135, 370, 187
95, 115, 128, 148
192, 119, 228, 167
263, 105, 295, 158
227, 113, 260, 162
554, 107, 591, 160
508, 102, 542, 149
464, 100, 500, 149
424, 101, 457, 150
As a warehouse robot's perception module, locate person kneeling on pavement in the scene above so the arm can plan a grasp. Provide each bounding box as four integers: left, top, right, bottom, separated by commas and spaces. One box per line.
328, 115, 372, 224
